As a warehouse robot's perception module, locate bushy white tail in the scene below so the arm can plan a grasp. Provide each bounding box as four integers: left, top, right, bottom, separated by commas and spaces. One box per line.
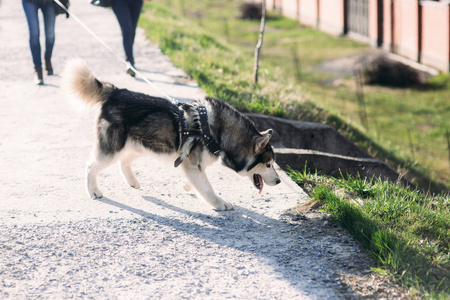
62, 58, 114, 109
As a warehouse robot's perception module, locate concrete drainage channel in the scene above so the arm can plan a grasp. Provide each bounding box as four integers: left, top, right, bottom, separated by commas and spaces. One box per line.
247, 113, 413, 188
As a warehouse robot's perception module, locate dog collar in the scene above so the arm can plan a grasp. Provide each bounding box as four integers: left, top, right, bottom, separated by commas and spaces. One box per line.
174, 105, 221, 167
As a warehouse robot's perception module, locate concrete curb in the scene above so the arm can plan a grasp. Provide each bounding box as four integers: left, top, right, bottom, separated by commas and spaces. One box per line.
247, 114, 414, 188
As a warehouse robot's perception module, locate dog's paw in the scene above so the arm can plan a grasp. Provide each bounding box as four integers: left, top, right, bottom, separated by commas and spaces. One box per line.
90, 189, 103, 199
183, 182, 191, 192
214, 200, 234, 211
130, 181, 141, 189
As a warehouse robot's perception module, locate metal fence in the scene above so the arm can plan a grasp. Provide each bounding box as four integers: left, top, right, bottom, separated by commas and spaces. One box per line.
347, 0, 369, 37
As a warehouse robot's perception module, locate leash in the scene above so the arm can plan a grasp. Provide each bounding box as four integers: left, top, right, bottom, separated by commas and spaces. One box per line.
52, 0, 221, 162
52, 0, 177, 105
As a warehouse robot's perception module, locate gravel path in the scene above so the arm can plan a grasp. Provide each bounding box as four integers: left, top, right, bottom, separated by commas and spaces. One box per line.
0, 0, 409, 299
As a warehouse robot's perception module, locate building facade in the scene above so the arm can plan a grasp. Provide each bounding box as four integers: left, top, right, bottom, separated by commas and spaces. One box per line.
266, 0, 450, 72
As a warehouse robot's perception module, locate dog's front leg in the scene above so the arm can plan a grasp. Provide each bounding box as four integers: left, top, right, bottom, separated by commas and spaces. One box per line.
181, 164, 234, 211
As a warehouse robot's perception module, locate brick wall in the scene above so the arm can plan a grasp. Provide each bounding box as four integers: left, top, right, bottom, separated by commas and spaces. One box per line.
264, 0, 450, 72
319, 0, 345, 35
393, 0, 419, 61
421, 1, 450, 71
299, 0, 319, 27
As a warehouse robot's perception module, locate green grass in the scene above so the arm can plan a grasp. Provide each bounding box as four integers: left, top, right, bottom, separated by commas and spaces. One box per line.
288, 167, 450, 298
137, 1, 450, 295
138, 0, 449, 194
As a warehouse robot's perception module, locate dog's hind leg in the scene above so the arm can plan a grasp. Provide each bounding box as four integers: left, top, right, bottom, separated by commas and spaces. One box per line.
118, 154, 141, 189
181, 164, 234, 211
86, 155, 116, 199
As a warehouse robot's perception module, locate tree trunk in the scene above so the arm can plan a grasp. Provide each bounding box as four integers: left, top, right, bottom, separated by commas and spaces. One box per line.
253, 0, 266, 84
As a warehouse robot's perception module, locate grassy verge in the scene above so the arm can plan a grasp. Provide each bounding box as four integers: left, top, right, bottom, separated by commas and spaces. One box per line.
137, 1, 450, 296
138, 0, 449, 194
288, 167, 450, 298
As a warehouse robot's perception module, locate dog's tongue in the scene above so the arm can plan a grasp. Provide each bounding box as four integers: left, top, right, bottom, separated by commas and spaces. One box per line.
253, 174, 264, 194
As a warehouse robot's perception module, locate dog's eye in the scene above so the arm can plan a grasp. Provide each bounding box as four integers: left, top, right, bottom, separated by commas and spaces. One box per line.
266, 164, 271, 168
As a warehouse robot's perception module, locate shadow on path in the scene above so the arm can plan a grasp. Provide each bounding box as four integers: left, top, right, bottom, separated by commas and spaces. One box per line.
97, 195, 357, 298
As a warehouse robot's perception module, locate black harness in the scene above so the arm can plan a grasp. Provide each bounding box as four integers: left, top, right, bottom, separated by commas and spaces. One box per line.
174, 105, 221, 167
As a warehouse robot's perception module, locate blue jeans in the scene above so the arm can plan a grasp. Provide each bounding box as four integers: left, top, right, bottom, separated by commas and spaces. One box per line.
22, 0, 56, 69
113, 0, 143, 66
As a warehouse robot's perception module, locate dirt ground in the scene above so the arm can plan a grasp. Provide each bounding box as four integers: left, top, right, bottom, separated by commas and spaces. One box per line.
0, 0, 413, 298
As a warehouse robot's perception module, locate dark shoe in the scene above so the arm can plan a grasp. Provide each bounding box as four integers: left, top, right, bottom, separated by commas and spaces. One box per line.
126, 62, 136, 77
34, 67, 44, 85
45, 58, 53, 75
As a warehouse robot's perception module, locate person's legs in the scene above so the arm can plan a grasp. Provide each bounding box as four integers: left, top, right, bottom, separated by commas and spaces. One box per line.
128, 0, 143, 50
22, 0, 41, 68
41, 4, 56, 58
112, 0, 134, 65
41, 3, 56, 75
22, 0, 44, 84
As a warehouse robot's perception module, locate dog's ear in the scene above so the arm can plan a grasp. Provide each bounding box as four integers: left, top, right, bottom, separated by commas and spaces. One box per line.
254, 129, 273, 154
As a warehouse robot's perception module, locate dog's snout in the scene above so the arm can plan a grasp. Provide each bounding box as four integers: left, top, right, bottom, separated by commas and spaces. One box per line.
275, 178, 281, 185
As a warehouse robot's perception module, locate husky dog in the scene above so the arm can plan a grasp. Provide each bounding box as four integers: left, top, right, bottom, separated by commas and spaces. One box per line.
63, 59, 280, 211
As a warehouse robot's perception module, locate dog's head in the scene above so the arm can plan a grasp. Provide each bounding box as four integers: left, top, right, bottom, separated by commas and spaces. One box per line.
239, 129, 281, 193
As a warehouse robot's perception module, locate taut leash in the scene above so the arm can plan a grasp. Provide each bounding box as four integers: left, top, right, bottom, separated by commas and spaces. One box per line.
52, 0, 178, 104
52, 0, 222, 167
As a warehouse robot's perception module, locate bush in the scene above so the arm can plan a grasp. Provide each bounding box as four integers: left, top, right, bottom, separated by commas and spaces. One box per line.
240, 2, 261, 20
362, 54, 428, 87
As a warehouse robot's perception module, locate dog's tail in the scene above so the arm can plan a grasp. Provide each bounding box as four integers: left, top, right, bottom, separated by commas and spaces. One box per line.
62, 58, 114, 109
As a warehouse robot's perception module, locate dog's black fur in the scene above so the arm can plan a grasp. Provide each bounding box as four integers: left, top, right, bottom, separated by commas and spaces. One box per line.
63, 58, 280, 210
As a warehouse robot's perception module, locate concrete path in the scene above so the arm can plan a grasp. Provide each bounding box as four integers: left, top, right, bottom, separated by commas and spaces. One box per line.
0, 1, 385, 299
